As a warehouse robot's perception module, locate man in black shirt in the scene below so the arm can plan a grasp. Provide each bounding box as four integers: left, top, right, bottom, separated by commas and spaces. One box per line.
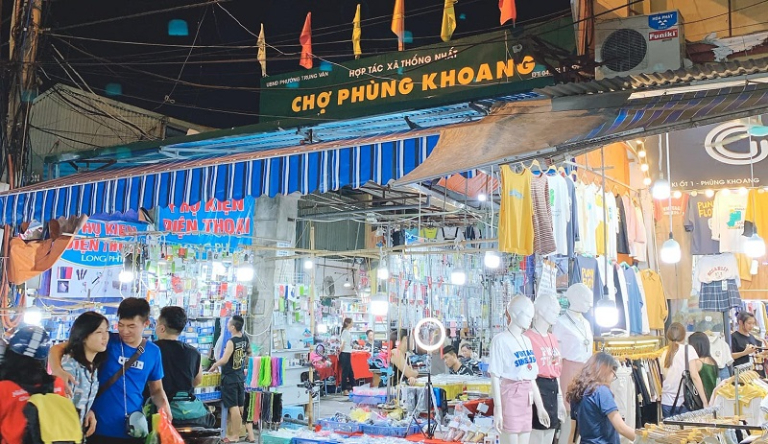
155, 306, 203, 398
441, 345, 474, 376
210, 315, 250, 443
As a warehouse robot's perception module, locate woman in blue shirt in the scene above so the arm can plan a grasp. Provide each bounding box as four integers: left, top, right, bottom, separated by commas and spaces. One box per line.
565, 352, 636, 444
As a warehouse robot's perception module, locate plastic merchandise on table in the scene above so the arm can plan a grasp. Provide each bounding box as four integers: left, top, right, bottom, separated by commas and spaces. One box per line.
350, 386, 389, 405
443, 404, 492, 444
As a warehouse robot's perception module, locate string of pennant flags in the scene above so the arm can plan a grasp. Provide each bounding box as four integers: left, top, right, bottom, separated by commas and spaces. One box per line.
256, 0, 518, 75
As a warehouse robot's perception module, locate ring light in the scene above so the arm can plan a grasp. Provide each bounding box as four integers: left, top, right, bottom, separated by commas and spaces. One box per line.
413, 317, 446, 353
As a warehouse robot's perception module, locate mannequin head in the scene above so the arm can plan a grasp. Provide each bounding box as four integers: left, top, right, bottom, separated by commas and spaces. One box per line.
533, 294, 561, 327
564, 283, 593, 314
505, 295, 535, 330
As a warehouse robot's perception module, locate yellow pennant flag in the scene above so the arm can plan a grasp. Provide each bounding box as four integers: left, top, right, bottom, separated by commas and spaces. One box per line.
391, 0, 405, 51
257, 23, 267, 77
441, 0, 457, 42
352, 4, 362, 59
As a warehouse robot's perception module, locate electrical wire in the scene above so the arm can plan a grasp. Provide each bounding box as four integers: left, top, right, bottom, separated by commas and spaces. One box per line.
157, 6, 209, 109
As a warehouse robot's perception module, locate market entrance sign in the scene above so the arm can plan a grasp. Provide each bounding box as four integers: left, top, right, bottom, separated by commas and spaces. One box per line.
158, 196, 254, 248
646, 115, 768, 190
259, 23, 575, 123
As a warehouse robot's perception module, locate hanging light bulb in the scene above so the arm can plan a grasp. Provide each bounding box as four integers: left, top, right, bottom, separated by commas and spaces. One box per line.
705, 189, 715, 198
450, 267, 467, 286
660, 234, 682, 264
343, 278, 352, 289
477, 193, 488, 202
673, 190, 682, 199
303, 258, 315, 270
236, 265, 254, 282
119, 270, 135, 283
652, 179, 671, 200
23, 307, 43, 326
745, 233, 767, 258
643, 177, 652, 186
370, 293, 389, 316
484, 251, 501, 269
377, 263, 389, 280
594, 298, 619, 328
739, 187, 749, 195
638, 149, 647, 158
640, 163, 649, 172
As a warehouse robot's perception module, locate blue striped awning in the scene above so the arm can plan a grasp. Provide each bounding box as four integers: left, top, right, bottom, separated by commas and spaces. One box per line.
0, 134, 439, 225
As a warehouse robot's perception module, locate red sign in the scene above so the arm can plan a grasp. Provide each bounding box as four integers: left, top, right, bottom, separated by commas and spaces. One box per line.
649, 28, 678, 41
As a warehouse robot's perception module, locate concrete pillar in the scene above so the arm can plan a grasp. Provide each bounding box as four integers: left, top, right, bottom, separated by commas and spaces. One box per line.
249, 195, 298, 354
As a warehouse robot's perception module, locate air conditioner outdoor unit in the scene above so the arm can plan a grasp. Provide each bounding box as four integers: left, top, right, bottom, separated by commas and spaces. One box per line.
595, 10, 685, 80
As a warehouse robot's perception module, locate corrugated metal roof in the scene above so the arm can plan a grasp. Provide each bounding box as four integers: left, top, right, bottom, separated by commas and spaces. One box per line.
535, 57, 768, 98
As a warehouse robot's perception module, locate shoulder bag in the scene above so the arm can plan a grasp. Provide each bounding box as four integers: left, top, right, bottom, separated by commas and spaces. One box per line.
672, 345, 703, 414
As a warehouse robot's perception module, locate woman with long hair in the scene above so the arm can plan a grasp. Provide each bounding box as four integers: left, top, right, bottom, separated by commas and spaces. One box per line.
566, 352, 636, 444
390, 328, 418, 385
661, 323, 708, 417
688, 332, 719, 401
339, 317, 355, 395
62, 311, 110, 431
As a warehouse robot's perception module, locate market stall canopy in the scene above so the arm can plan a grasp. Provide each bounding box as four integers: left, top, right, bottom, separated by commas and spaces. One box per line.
394, 80, 768, 185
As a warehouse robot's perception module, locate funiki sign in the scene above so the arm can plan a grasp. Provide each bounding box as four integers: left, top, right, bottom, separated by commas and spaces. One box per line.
259, 20, 575, 123
646, 115, 768, 190
158, 197, 254, 247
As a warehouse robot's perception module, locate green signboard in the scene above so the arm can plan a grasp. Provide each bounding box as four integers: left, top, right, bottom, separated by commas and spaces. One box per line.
259, 20, 575, 124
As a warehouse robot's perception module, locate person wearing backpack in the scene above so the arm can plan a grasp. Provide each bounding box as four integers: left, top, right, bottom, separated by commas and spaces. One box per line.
50, 298, 172, 444
0, 325, 82, 444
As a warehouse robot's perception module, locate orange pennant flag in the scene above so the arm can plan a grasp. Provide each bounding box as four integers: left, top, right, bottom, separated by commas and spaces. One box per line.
300, 12, 313, 69
499, 0, 516, 25
391, 0, 405, 51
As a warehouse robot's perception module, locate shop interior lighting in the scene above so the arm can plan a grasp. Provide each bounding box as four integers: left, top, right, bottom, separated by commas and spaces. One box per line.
23, 307, 43, 326
640, 163, 649, 172
739, 187, 749, 195
673, 190, 682, 199
236, 265, 254, 282
597, 144, 619, 327
450, 267, 467, 286
651, 178, 671, 200
477, 193, 488, 202
638, 149, 647, 158
343, 277, 352, 289
413, 317, 446, 353
660, 135, 681, 264
370, 293, 389, 316
595, 298, 619, 328
705, 189, 715, 198
303, 258, 315, 270
643, 177, 652, 186
376, 259, 389, 280
118, 270, 135, 283
483, 251, 501, 269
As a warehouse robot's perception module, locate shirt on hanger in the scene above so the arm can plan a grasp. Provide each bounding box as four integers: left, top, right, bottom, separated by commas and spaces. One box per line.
712, 190, 748, 253
746, 189, 768, 238
498, 166, 534, 255
488, 330, 539, 381
708, 332, 733, 369
572, 255, 603, 302
576, 182, 601, 256
532, 174, 557, 256
524, 330, 562, 379
595, 189, 619, 259
684, 193, 720, 255
633, 268, 651, 335
693, 253, 741, 293
654, 195, 692, 299
623, 267, 644, 336
566, 176, 580, 257
616, 194, 631, 255
547, 174, 571, 256
631, 202, 648, 262
639, 270, 668, 330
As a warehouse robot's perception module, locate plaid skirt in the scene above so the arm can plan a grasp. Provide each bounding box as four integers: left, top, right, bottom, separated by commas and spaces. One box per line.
699, 279, 741, 311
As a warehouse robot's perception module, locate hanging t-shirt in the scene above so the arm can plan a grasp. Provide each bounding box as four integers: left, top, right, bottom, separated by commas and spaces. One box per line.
654, 195, 692, 300
632, 203, 648, 262
693, 253, 741, 293
595, 189, 619, 260
746, 189, 768, 238
524, 330, 562, 379
547, 174, 571, 256
712, 190, 748, 253
566, 176, 580, 257
623, 267, 644, 336
499, 166, 534, 255
639, 270, 667, 330
553, 313, 593, 363
616, 194, 631, 255
685, 194, 720, 255
615, 265, 632, 334
532, 174, 557, 256
576, 182, 601, 256
488, 330, 538, 381
572, 255, 603, 302
633, 268, 651, 335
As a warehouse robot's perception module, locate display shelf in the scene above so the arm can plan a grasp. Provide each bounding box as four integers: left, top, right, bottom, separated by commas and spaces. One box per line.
272, 348, 310, 353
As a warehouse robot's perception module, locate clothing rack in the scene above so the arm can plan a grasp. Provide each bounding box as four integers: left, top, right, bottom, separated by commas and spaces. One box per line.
662, 406, 765, 431
733, 362, 755, 416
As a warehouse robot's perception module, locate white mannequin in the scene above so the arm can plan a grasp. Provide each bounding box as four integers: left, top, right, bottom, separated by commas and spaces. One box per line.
527, 295, 567, 444
490, 296, 550, 444
553, 283, 594, 444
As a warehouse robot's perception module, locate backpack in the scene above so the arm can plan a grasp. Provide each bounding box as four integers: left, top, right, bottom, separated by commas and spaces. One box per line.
23, 382, 83, 444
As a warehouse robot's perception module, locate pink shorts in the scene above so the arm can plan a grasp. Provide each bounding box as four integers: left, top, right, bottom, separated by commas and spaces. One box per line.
500, 379, 533, 434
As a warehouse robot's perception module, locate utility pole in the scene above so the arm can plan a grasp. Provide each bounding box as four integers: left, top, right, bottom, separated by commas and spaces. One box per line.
5, 0, 43, 190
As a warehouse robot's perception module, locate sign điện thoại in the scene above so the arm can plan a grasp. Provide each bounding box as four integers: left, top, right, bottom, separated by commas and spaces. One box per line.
259, 22, 575, 124
158, 196, 254, 249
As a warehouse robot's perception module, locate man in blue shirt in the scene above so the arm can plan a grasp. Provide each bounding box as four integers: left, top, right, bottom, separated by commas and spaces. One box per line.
50, 298, 172, 444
